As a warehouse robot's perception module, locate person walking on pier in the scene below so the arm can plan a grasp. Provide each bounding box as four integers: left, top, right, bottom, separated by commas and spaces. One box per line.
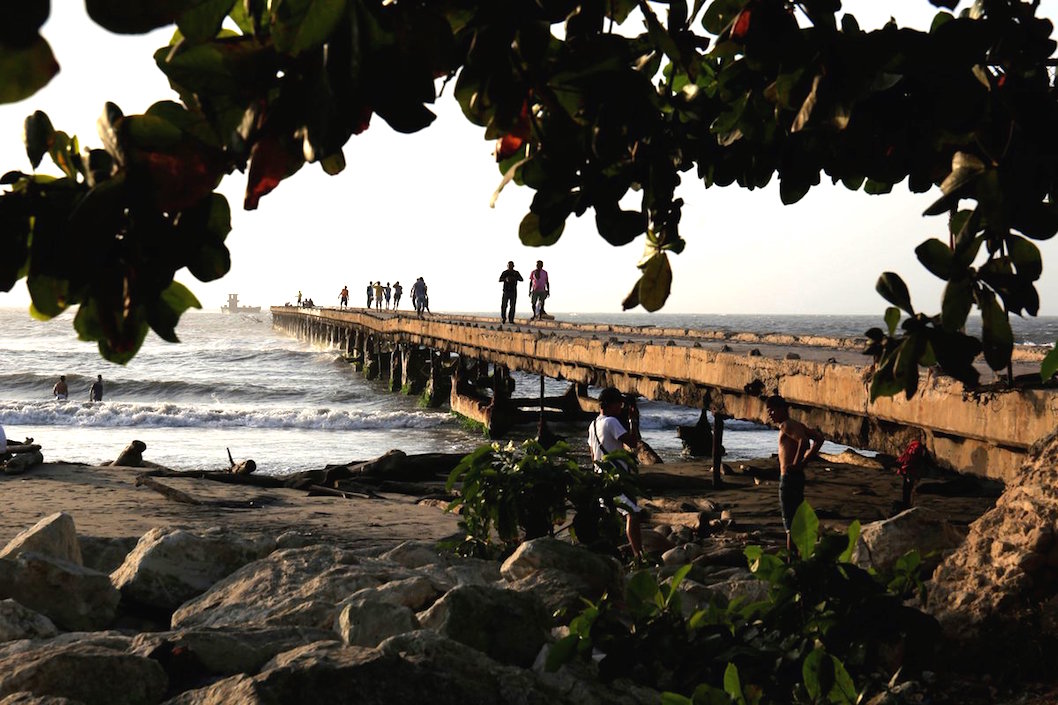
765, 395, 824, 555
392, 281, 403, 310
498, 261, 523, 324
588, 387, 644, 559
366, 282, 373, 308
384, 283, 392, 310
411, 277, 427, 317
339, 285, 349, 309
529, 260, 549, 320
373, 282, 384, 310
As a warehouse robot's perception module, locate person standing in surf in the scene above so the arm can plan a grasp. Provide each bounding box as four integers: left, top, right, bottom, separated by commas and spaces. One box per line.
89, 375, 104, 402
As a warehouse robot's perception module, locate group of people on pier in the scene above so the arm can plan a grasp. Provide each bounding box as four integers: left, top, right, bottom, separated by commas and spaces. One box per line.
498, 259, 550, 324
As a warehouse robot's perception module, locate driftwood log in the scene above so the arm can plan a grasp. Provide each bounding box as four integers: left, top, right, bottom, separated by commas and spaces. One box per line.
320, 450, 465, 487
135, 475, 201, 505
3, 450, 44, 476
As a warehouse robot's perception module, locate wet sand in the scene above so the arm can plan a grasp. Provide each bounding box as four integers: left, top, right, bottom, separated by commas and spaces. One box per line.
0, 449, 1000, 552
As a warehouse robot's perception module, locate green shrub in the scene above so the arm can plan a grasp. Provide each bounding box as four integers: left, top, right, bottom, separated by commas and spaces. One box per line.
442, 440, 642, 558
548, 502, 939, 703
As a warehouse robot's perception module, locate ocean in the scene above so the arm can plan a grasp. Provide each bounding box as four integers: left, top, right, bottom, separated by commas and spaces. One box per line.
1, 308, 1055, 474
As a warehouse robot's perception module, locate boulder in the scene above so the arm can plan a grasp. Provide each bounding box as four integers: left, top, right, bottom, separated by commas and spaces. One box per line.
130, 626, 338, 676
649, 512, 710, 535
852, 507, 965, 573
336, 598, 418, 647
0, 514, 82, 566
503, 569, 600, 617
927, 431, 1058, 640
378, 541, 446, 569
417, 584, 547, 667
79, 537, 137, 574
500, 539, 623, 601
0, 641, 166, 705
111, 528, 275, 613
0, 692, 84, 704
0, 601, 57, 643
163, 636, 561, 705
112, 441, 146, 468
344, 576, 439, 612
171, 545, 412, 630
0, 554, 119, 631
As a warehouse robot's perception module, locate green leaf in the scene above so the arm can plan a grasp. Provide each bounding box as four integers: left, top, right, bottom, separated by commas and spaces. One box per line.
544, 634, 579, 672
273, 0, 347, 56
1007, 235, 1042, 281
884, 306, 900, 335
839, 520, 860, 563
0, 36, 59, 104
636, 253, 672, 312
979, 291, 1013, 371
924, 151, 986, 216
1041, 343, 1058, 382
802, 649, 832, 701
915, 238, 954, 280
723, 663, 745, 704
27, 274, 70, 319
702, 0, 749, 34
23, 111, 54, 170
830, 657, 859, 704
941, 278, 973, 332
519, 212, 565, 247
876, 272, 914, 314
791, 501, 819, 559
177, 0, 235, 43
86, 0, 190, 34
149, 281, 202, 343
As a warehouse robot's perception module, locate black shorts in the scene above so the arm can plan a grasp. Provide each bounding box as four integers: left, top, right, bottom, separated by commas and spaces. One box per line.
779, 471, 805, 532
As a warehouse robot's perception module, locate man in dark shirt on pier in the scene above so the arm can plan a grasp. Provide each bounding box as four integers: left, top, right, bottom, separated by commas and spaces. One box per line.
498, 261, 523, 324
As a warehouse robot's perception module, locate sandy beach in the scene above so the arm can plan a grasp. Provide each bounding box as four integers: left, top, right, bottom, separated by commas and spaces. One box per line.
0, 450, 1000, 555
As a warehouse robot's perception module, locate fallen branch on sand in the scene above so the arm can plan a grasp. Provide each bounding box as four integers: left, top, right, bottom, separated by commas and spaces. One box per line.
134, 474, 276, 510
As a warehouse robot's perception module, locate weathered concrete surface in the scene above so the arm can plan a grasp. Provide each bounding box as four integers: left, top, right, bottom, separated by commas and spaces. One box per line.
272, 307, 1058, 481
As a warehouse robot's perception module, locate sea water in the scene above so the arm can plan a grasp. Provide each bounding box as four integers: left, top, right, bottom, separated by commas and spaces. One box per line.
1, 308, 1054, 474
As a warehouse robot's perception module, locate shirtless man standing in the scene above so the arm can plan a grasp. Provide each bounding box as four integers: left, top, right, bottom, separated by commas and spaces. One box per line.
765, 395, 824, 554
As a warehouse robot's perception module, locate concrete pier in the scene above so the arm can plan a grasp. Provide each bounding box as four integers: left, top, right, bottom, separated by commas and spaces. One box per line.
271, 307, 1058, 481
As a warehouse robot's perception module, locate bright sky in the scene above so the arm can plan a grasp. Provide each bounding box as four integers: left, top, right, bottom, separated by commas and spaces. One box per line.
0, 2, 1056, 318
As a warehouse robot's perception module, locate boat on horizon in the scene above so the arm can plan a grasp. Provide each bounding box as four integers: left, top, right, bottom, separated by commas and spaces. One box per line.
220, 293, 261, 314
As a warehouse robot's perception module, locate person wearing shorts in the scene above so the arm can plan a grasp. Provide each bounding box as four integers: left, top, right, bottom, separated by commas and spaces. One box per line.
588, 387, 643, 558
766, 394, 824, 555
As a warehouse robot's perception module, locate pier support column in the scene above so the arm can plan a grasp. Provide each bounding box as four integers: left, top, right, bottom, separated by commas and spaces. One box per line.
388, 345, 402, 392
401, 347, 427, 395
712, 413, 726, 488
364, 337, 380, 380
422, 351, 450, 407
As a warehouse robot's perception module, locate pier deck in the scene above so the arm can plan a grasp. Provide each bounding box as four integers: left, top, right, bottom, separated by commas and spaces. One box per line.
271, 306, 1057, 481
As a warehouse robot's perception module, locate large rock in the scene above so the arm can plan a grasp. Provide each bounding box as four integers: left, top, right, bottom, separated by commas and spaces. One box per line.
171, 545, 413, 630
0, 554, 119, 631
927, 432, 1058, 640
111, 528, 275, 613
343, 576, 440, 612
852, 506, 966, 573
130, 626, 338, 676
79, 537, 138, 574
0, 692, 85, 704
162, 635, 568, 705
417, 584, 547, 667
0, 514, 82, 567
0, 601, 57, 643
0, 641, 166, 705
500, 538, 623, 600
336, 598, 418, 647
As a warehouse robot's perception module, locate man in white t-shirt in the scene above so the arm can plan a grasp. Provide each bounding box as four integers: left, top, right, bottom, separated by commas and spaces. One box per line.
588, 387, 643, 558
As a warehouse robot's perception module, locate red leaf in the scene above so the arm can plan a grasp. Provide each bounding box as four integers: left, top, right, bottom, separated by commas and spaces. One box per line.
244, 133, 303, 210
731, 6, 753, 41
495, 134, 524, 162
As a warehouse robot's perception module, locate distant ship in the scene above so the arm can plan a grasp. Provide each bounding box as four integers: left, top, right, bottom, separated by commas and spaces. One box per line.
220, 293, 261, 314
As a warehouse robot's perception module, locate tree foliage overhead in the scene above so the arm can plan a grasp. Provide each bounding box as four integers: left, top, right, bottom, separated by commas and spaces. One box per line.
0, 0, 1054, 398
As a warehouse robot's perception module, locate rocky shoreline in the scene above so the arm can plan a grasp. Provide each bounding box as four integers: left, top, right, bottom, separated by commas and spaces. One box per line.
0, 438, 1053, 703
